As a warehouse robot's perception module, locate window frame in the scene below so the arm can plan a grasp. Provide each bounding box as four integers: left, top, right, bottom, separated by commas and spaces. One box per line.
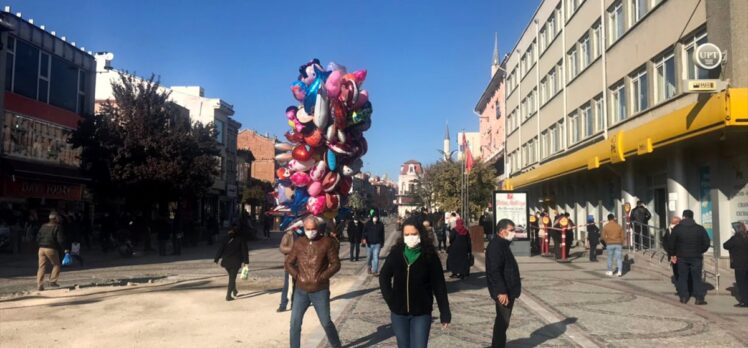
610, 81, 627, 123
630, 68, 648, 113
608, 1, 624, 45
655, 52, 677, 103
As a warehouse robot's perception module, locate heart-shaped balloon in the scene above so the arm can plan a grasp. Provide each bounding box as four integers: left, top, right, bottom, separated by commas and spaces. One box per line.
292, 145, 312, 162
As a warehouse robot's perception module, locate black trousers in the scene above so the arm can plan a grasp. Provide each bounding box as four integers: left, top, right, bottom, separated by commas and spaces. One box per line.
225, 266, 239, 298
589, 242, 598, 261
736, 269, 748, 304
551, 232, 561, 258
350, 242, 360, 261
493, 300, 514, 348
437, 238, 447, 250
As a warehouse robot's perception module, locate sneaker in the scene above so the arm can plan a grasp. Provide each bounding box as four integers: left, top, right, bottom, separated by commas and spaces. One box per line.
37, 285, 44, 291
276, 307, 287, 312
617, 271, 622, 277
49, 282, 60, 288
605, 271, 613, 276
695, 299, 707, 305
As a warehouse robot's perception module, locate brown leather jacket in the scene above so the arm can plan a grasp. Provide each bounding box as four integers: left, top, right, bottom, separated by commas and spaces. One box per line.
602, 220, 625, 245
284, 235, 340, 293
279, 231, 294, 255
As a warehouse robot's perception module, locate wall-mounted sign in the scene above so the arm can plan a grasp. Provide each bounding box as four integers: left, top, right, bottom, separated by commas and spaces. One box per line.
686, 80, 719, 92
609, 133, 625, 163
494, 191, 529, 240
694, 43, 722, 70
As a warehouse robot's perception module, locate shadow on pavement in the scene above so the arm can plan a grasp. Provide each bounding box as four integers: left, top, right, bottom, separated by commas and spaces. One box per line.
447, 272, 487, 294
343, 323, 393, 348
331, 286, 378, 302
507, 317, 578, 348
47, 297, 102, 307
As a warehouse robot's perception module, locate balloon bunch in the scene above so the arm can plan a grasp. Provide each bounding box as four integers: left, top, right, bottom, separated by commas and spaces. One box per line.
272, 59, 372, 229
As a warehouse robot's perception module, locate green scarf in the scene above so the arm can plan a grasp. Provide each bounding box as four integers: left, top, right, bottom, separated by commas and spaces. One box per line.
404, 245, 422, 265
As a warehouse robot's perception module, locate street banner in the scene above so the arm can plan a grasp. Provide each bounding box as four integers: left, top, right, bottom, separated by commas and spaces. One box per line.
493, 191, 529, 240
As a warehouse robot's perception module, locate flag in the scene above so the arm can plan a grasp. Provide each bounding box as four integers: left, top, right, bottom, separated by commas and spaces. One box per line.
463, 133, 474, 174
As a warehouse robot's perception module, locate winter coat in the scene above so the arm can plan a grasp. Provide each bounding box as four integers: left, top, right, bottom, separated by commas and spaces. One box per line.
631, 206, 652, 224
446, 231, 472, 275
486, 236, 522, 300
602, 221, 625, 245
214, 236, 248, 270
723, 232, 748, 270
668, 219, 710, 258
379, 244, 451, 323
284, 235, 341, 293
347, 220, 364, 243
587, 224, 600, 243
363, 221, 385, 245
36, 223, 65, 250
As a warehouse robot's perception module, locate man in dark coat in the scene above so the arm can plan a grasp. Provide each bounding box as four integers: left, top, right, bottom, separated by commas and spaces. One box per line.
668, 210, 710, 305
214, 226, 248, 301
486, 218, 521, 348
363, 215, 385, 275
724, 221, 748, 307
347, 218, 364, 261
36, 212, 66, 291
662, 216, 682, 284
631, 200, 652, 249
586, 216, 600, 261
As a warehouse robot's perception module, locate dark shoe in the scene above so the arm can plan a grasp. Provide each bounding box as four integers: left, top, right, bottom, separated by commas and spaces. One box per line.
232, 289, 238, 297
734, 303, 747, 308
695, 299, 707, 305
679, 297, 689, 304
37, 285, 44, 291
226, 296, 234, 301
277, 307, 287, 312
449, 273, 459, 278
49, 282, 60, 288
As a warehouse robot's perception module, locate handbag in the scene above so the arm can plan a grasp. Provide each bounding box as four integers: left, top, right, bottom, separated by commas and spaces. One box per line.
240, 265, 250, 280
62, 252, 73, 266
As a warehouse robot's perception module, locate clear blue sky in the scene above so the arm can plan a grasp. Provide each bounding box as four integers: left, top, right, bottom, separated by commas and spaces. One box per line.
9, 0, 538, 180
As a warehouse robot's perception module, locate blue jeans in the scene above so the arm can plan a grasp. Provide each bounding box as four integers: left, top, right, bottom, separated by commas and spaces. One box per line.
606, 244, 623, 272
390, 313, 432, 348
368, 243, 382, 273
677, 257, 706, 299
290, 288, 340, 348
279, 271, 290, 309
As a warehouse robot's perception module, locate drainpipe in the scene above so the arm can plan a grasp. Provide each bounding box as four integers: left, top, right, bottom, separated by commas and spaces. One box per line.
601, 0, 609, 139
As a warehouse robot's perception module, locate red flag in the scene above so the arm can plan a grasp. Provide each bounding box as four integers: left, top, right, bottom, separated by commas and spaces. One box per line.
463, 133, 474, 174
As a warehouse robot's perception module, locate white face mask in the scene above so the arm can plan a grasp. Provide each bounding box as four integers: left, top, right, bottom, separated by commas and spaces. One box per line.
504, 231, 516, 241
404, 235, 421, 248
305, 229, 318, 240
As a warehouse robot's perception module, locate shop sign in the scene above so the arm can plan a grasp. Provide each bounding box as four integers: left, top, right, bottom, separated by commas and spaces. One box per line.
3, 177, 83, 201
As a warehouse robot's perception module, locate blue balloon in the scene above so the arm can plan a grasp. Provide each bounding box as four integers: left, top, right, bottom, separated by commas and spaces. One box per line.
303, 66, 332, 112
327, 149, 337, 171
290, 187, 310, 215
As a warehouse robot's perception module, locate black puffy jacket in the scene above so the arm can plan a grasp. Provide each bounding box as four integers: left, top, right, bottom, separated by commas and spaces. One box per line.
36, 223, 65, 249
486, 237, 522, 301
668, 219, 710, 258
379, 244, 451, 323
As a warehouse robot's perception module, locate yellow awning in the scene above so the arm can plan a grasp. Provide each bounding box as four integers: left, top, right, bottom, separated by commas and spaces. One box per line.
505, 88, 748, 190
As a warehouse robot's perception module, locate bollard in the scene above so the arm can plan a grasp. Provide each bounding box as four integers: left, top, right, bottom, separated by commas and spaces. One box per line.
558, 217, 570, 263
541, 216, 552, 257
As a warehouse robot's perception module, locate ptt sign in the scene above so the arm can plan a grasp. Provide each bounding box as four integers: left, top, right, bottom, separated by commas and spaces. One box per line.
695, 43, 722, 70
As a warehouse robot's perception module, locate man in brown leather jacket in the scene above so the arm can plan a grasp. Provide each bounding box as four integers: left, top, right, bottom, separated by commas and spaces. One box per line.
278, 226, 300, 312
285, 216, 341, 348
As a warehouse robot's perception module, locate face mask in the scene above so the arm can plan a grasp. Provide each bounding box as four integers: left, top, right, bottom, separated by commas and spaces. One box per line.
404, 235, 421, 248
504, 231, 516, 241
305, 229, 318, 240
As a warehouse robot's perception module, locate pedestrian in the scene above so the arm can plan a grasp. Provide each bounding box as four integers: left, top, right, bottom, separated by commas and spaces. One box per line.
285, 216, 342, 348
435, 217, 447, 252
662, 216, 682, 284
602, 214, 624, 277
379, 217, 451, 348
278, 225, 300, 312
363, 214, 385, 275
550, 215, 562, 259
36, 212, 66, 291
347, 218, 363, 262
586, 215, 600, 262
263, 213, 273, 240
668, 210, 711, 305
486, 218, 521, 348
631, 200, 652, 249
65, 213, 84, 267
723, 221, 748, 307
446, 218, 472, 279
563, 213, 575, 258
480, 212, 492, 241
214, 225, 248, 301
422, 220, 436, 246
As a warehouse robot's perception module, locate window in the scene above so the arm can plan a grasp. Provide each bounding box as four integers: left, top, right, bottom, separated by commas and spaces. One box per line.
569, 111, 580, 144
594, 96, 605, 132
38, 52, 50, 103
611, 82, 627, 123
541, 131, 549, 159
684, 31, 713, 80
549, 68, 557, 96
5, 37, 14, 91
77, 70, 87, 114
631, 68, 648, 113
551, 124, 562, 153
655, 52, 676, 103
608, 2, 624, 44
521, 145, 528, 167
13, 40, 39, 99
592, 22, 602, 58
568, 48, 578, 80
3, 113, 81, 166
215, 120, 225, 144
582, 104, 593, 137
580, 35, 591, 69
529, 89, 537, 116
539, 28, 547, 52
540, 78, 547, 104
494, 100, 501, 119
49, 56, 78, 112
631, 0, 648, 25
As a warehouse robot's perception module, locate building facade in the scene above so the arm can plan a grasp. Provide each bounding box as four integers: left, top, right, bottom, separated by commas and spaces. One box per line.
237, 129, 276, 183
397, 160, 423, 217
475, 34, 507, 178
0, 8, 95, 219
502, 0, 748, 258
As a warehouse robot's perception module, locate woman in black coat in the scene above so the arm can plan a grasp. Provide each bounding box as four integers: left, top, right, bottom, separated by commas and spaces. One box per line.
724, 221, 748, 307
446, 218, 472, 279
214, 227, 248, 301
379, 217, 450, 348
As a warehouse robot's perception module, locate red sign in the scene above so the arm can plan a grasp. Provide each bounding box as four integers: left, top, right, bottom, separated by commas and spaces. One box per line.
2, 176, 83, 201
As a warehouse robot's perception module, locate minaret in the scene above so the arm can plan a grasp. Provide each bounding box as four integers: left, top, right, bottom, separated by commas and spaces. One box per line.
443, 122, 450, 161
491, 32, 500, 77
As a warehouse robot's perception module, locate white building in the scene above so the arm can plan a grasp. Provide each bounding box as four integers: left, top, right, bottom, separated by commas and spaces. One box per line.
94, 53, 241, 226
396, 160, 423, 217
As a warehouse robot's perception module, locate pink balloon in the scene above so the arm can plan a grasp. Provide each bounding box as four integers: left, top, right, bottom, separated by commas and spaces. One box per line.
325, 70, 343, 98
352, 69, 367, 85
354, 90, 369, 109
290, 172, 312, 187
308, 181, 323, 197
307, 195, 327, 216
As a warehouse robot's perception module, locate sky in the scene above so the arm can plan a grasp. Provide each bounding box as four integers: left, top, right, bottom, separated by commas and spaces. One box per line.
8, 0, 538, 180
